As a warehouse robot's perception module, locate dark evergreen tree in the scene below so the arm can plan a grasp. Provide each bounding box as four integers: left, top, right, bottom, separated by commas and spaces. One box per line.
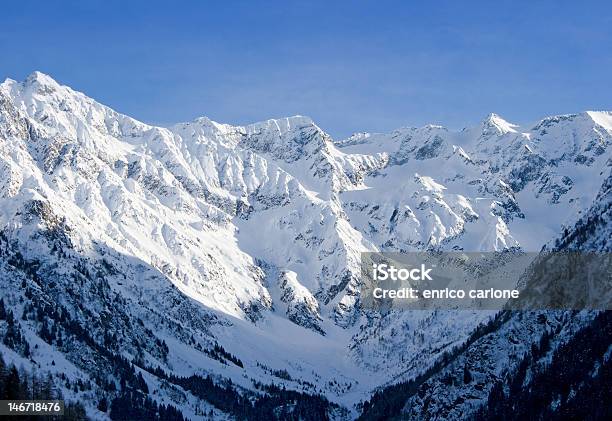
462, 364, 472, 384
4, 366, 20, 400
97, 397, 108, 413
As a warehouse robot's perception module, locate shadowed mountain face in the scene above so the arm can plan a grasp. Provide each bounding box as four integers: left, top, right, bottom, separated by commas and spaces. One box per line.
0, 72, 610, 419
360, 168, 612, 420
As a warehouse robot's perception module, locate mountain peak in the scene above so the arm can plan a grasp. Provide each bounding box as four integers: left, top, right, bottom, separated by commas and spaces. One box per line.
245, 115, 316, 135
481, 112, 518, 135
25, 71, 60, 88
585, 111, 612, 132
259, 115, 314, 128
181, 115, 317, 137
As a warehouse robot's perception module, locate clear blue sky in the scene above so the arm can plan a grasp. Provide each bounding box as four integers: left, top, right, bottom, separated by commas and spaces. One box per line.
1, 0, 611, 138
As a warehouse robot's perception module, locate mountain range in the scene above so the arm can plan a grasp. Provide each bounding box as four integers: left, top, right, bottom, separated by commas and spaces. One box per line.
0, 72, 610, 420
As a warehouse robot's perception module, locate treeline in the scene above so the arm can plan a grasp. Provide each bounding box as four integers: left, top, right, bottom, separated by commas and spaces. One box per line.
554, 196, 610, 250
0, 353, 87, 420
358, 311, 511, 420
475, 310, 612, 420
204, 342, 243, 368
109, 389, 187, 421
147, 365, 334, 420
0, 230, 184, 420
2, 292, 150, 396
1, 299, 31, 357
11, 294, 186, 420
1, 231, 335, 420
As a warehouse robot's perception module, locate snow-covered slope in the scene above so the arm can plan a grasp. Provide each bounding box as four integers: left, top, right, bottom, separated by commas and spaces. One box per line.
0, 72, 610, 419
361, 167, 612, 420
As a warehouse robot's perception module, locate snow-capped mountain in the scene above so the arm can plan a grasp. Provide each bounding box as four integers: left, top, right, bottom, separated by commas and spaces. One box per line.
0, 72, 610, 420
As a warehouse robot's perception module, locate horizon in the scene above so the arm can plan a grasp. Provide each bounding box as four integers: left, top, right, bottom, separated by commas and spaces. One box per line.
1, 0, 611, 138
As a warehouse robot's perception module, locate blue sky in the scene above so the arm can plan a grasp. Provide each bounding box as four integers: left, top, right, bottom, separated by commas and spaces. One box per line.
1, 0, 611, 138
